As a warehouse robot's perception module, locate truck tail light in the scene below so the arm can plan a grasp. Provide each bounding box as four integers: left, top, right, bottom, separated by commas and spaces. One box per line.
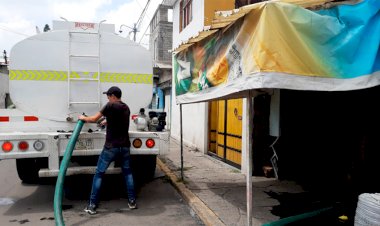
132, 139, 142, 148
33, 140, 44, 151
146, 139, 155, 148
2, 141, 13, 152
18, 141, 29, 151
24, 116, 39, 121
0, 116, 10, 122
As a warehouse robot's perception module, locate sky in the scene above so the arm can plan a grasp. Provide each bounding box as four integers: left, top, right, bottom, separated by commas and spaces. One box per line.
0, 0, 163, 60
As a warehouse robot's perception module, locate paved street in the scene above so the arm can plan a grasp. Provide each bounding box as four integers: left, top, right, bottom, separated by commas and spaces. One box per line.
0, 159, 203, 226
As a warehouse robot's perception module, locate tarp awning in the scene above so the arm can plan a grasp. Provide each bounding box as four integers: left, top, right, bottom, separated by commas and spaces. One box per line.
173, 0, 380, 104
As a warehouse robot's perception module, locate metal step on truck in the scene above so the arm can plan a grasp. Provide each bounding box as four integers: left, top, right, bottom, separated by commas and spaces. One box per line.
0, 20, 169, 184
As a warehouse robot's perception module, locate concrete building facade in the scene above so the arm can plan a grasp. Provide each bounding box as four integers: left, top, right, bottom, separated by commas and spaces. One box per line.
149, 3, 174, 129
170, 0, 237, 153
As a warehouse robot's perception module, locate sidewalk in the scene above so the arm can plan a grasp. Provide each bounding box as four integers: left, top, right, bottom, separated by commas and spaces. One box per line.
157, 138, 305, 226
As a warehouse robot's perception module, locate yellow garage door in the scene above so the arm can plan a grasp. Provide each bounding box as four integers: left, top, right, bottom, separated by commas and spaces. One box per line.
208, 99, 242, 168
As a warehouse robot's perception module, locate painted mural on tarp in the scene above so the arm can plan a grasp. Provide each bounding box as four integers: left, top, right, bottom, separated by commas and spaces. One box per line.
174, 0, 380, 104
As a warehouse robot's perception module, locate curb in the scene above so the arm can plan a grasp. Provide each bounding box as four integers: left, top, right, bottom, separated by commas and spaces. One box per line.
157, 158, 225, 226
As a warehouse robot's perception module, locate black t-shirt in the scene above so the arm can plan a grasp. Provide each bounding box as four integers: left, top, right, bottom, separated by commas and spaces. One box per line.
100, 101, 131, 148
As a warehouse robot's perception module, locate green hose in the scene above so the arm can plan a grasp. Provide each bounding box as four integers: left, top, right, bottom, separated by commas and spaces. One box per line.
262, 207, 333, 226
54, 120, 85, 226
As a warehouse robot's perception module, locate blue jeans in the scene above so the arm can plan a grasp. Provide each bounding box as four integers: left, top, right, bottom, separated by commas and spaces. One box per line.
89, 147, 135, 205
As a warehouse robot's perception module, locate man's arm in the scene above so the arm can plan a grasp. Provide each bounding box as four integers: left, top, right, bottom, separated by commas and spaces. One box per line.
79, 112, 103, 123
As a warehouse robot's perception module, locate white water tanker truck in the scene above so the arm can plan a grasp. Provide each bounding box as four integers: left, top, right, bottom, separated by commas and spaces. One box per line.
0, 21, 169, 183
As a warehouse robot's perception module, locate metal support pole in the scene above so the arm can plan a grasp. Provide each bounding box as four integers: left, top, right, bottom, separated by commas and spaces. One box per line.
133, 23, 137, 42
243, 91, 254, 226
180, 104, 184, 180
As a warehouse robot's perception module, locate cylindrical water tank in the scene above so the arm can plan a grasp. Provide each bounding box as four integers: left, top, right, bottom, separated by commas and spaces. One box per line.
9, 21, 153, 122
354, 193, 380, 226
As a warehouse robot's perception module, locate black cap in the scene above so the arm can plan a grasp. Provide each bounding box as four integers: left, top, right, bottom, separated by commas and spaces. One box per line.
103, 86, 122, 98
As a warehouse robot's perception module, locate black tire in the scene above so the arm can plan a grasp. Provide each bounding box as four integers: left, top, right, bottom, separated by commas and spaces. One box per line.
142, 155, 157, 180
131, 155, 157, 184
16, 158, 47, 184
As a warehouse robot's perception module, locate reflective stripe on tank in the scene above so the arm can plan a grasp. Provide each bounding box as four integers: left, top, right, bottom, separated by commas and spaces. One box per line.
0, 116, 39, 122
9, 70, 153, 84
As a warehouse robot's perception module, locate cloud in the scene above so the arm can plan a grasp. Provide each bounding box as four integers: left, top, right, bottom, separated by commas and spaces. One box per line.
104, 0, 160, 46
53, 0, 112, 22
0, 0, 160, 55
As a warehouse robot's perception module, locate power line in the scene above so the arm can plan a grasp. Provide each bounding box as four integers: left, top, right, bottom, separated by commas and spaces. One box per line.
139, 23, 150, 44
0, 25, 31, 37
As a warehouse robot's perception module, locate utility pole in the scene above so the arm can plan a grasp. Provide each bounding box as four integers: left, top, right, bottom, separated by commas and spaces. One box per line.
3, 50, 7, 65
131, 23, 138, 42
119, 0, 151, 42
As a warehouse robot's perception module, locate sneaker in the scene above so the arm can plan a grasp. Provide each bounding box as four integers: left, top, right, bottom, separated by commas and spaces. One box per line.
128, 200, 137, 209
84, 203, 97, 215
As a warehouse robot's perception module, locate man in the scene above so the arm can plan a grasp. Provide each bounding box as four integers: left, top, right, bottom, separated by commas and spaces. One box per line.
79, 86, 136, 215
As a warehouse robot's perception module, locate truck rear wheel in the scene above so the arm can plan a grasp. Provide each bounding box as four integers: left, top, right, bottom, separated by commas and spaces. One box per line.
16, 158, 47, 184
131, 155, 157, 185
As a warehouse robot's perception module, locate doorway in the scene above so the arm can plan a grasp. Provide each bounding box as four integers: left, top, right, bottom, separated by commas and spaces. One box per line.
208, 99, 242, 168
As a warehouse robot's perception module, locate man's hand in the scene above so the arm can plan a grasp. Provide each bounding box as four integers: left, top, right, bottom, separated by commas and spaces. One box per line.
100, 119, 107, 126
79, 115, 87, 122
97, 117, 107, 129
78, 112, 102, 123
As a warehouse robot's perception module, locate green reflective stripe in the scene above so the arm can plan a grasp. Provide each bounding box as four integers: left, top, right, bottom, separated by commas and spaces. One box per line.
9, 70, 152, 84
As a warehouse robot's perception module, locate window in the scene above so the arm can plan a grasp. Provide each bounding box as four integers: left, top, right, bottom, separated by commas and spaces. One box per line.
180, 0, 192, 31
168, 9, 173, 22
154, 38, 158, 61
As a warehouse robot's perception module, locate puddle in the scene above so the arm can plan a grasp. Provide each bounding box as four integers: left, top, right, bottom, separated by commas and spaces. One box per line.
40, 217, 54, 221
0, 197, 15, 206
19, 219, 29, 224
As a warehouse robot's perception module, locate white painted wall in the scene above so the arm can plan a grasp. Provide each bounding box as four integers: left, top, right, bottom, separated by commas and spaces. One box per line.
164, 90, 172, 130
170, 100, 208, 151
172, 0, 205, 49
171, 0, 209, 152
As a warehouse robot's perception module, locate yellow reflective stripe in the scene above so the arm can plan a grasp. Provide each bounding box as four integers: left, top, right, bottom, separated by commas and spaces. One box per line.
146, 75, 153, 83
132, 74, 137, 83
120, 73, 128, 83
39, 70, 49, 80
137, 74, 142, 83
52, 70, 61, 81
20, 70, 29, 80
28, 70, 36, 80
144, 74, 149, 83
125, 73, 131, 83
33, 71, 40, 80
15, 70, 23, 80
59, 71, 67, 80
9, 70, 152, 84
36, 71, 43, 81
9, 70, 17, 80
70, 71, 79, 79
